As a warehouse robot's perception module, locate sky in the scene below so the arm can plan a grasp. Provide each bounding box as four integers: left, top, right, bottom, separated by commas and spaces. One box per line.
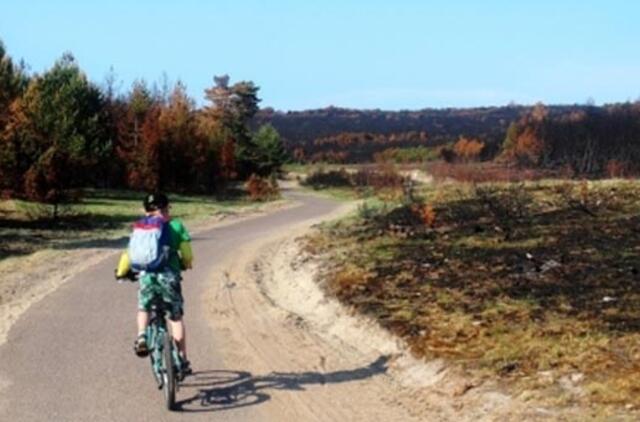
1, 0, 639, 111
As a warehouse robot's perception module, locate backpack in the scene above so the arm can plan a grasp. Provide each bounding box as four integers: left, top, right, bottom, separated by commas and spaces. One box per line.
128, 215, 171, 272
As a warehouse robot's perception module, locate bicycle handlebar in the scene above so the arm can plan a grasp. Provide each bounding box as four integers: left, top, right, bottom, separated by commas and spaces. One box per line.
115, 269, 139, 283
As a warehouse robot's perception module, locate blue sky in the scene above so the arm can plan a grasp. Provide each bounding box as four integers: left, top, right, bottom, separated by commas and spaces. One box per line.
1, 0, 639, 110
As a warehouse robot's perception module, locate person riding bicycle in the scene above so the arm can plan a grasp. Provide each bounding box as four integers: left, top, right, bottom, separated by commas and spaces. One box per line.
115, 192, 193, 372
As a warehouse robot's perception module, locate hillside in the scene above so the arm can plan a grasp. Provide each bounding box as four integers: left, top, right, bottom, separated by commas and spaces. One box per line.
254, 104, 589, 147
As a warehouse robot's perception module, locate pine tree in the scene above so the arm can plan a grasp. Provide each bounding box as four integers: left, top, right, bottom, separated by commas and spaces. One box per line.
202, 75, 261, 178
10, 53, 108, 215
252, 124, 287, 176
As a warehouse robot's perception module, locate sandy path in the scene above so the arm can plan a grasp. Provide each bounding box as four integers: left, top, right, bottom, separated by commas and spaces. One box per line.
204, 202, 555, 421
206, 227, 424, 420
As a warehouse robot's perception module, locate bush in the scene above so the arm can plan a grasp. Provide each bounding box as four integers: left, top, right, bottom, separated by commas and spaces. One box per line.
302, 164, 408, 201
606, 159, 631, 178
303, 168, 352, 189
411, 203, 436, 227
357, 200, 389, 221
352, 166, 404, 190
245, 174, 280, 201
352, 163, 407, 201
23, 148, 82, 220
473, 183, 535, 238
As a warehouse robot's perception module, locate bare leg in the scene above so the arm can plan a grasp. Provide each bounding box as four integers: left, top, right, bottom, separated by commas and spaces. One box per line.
137, 310, 149, 335
169, 318, 187, 359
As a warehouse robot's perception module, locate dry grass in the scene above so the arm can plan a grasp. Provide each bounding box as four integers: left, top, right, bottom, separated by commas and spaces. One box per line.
427, 161, 570, 183
307, 179, 640, 412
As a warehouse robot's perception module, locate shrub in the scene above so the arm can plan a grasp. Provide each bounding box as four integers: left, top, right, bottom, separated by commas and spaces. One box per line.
475, 183, 534, 219
23, 147, 82, 220
245, 173, 279, 201
303, 168, 352, 189
357, 200, 387, 221
473, 183, 534, 238
352, 163, 406, 198
412, 203, 437, 227
453, 137, 485, 162
606, 159, 630, 178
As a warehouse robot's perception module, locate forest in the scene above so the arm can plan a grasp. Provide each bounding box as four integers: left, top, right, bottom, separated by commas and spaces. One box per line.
258, 103, 640, 177
0, 41, 287, 215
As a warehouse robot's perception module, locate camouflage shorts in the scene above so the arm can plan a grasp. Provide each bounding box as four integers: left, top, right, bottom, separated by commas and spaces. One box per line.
137, 270, 184, 321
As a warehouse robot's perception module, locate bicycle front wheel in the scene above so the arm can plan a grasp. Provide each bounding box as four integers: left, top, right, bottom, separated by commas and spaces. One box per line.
162, 334, 176, 410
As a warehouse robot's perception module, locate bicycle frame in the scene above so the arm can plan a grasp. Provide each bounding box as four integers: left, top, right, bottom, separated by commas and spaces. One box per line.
147, 298, 184, 389
145, 294, 187, 411
119, 271, 185, 410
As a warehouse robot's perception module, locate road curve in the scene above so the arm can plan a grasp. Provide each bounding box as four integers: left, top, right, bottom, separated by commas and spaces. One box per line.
0, 189, 340, 422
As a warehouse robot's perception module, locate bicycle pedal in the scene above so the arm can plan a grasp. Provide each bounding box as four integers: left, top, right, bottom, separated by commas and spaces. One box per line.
134, 346, 150, 358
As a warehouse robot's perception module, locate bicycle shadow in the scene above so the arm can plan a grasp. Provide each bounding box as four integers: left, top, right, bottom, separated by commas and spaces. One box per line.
175, 354, 390, 413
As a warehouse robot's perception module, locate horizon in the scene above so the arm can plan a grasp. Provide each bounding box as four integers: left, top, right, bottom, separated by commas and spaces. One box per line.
2, 1, 639, 111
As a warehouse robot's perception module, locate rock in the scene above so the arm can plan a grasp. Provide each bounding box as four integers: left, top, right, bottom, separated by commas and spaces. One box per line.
452, 381, 476, 397
570, 373, 584, 384
537, 370, 555, 386
540, 259, 561, 273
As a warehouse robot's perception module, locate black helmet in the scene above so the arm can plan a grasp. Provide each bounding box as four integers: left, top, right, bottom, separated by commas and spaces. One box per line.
143, 192, 169, 212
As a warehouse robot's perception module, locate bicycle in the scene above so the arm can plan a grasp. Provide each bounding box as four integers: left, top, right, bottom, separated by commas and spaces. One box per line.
118, 271, 189, 411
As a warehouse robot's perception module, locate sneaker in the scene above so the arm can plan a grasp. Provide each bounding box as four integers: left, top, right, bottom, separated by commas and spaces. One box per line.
134, 333, 149, 357
183, 360, 192, 375
179, 360, 192, 381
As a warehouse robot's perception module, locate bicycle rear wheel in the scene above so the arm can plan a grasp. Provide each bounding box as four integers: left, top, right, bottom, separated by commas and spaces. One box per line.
162, 334, 176, 410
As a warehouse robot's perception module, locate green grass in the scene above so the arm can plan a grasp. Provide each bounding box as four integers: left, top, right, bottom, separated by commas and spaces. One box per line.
299, 186, 361, 202
283, 162, 355, 175
306, 179, 640, 412
0, 188, 273, 261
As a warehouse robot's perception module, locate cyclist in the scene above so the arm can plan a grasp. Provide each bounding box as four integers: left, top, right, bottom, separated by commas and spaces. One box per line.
115, 193, 193, 372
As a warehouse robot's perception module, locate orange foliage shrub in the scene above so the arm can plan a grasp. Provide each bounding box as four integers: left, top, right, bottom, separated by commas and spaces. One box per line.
245, 174, 279, 201
453, 137, 485, 162
513, 128, 544, 165
411, 203, 436, 227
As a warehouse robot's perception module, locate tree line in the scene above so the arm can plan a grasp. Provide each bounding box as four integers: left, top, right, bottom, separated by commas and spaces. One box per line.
500, 103, 640, 176
254, 105, 522, 145
0, 41, 287, 214
260, 102, 640, 177
292, 131, 429, 163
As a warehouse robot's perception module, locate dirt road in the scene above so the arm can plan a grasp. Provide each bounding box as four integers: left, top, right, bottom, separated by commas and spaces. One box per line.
0, 189, 435, 421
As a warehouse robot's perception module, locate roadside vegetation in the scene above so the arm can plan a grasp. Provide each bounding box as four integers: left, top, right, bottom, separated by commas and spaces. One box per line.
303, 163, 640, 414
297, 162, 418, 201
0, 188, 281, 262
